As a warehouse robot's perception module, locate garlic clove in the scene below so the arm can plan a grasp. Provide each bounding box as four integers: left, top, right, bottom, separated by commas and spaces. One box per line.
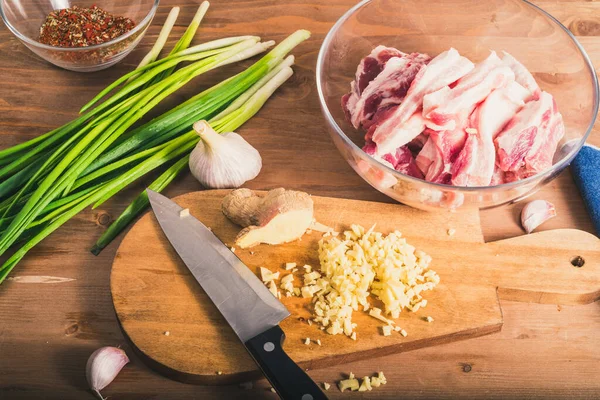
520, 200, 556, 234
86, 346, 130, 400
189, 121, 262, 189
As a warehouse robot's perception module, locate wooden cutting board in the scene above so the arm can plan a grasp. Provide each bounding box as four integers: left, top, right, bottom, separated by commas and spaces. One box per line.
110, 190, 600, 384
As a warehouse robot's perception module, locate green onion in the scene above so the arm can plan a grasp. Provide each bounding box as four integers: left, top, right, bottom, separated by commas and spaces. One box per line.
0, 28, 310, 283
83, 31, 308, 176
0, 187, 103, 283
130, 7, 181, 77
148, 2, 210, 85
80, 36, 259, 114
0, 39, 263, 255
0, 158, 46, 200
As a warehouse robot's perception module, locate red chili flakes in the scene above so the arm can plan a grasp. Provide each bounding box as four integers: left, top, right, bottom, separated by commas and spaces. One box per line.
39, 5, 136, 47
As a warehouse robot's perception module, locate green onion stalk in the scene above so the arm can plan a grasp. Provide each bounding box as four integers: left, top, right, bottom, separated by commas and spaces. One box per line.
145, 1, 211, 87
134, 6, 181, 71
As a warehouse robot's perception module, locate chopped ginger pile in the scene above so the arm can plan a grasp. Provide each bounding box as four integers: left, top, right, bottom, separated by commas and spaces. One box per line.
257, 224, 439, 339
307, 224, 439, 337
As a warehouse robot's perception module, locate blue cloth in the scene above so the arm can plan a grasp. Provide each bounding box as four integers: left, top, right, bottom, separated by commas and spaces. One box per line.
571, 144, 600, 235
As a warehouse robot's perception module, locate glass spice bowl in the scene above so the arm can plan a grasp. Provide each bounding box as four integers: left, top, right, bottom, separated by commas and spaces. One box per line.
316, 0, 599, 211
0, 0, 159, 72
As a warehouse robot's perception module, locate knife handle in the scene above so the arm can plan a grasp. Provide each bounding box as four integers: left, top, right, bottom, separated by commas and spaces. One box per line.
245, 325, 328, 400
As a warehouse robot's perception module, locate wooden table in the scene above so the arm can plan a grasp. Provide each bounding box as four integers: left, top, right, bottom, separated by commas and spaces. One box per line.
1, 0, 599, 398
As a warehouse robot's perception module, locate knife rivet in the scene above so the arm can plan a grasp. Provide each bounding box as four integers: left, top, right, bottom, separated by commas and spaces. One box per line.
301, 394, 314, 400
263, 342, 275, 352
571, 256, 585, 268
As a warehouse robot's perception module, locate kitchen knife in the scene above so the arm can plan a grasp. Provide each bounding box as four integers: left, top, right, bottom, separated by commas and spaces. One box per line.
147, 189, 328, 400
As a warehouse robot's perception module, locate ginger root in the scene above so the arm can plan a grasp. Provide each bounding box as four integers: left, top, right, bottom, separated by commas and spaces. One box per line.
221, 188, 314, 248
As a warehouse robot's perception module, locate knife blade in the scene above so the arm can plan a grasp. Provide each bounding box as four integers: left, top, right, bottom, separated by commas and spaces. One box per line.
147, 189, 327, 400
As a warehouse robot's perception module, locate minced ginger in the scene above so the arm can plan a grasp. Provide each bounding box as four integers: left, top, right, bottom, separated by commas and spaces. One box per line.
303, 224, 439, 337
339, 371, 387, 392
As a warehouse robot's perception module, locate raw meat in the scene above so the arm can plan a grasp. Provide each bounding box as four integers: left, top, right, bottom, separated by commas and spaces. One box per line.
363, 140, 423, 179
349, 53, 431, 129
342, 46, 430, 129
450, 81, 530, 186
371, 48, 474, 148
342, 45, 565, 188
501, 51, 541, 101
407, 132, 428, 153
495, 91, 564, 175
372, 111, 426, 156
362, 140, 377, 156
356, 46, 406, 94
489, 166, 506, 185
356, 159, 398, 190
342, 46, 405, 125
415, 135, 438, 176
451, 123, 495, 186
381, 146, 424, 179
483, 81, 530, 139
422, 52, 515, 131
425, 110, 471, 184
524, 100, 565, 174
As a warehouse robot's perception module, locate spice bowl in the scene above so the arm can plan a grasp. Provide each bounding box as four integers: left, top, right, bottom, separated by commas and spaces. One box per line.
316, 0, 599, 211
0, 0, 159, 72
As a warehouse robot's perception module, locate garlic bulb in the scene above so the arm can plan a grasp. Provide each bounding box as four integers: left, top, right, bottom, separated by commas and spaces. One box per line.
86, 346, 130, 399
189, 121, 262, 189
520, 199, 556, 234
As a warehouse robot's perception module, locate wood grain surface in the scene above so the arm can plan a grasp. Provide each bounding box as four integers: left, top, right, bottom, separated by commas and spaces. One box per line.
111, 190, 600, 383
1, 0, 600, 399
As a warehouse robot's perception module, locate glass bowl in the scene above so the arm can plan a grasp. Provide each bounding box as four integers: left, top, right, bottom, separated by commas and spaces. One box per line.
316, 0, 599, 211
0, 0, 159, 72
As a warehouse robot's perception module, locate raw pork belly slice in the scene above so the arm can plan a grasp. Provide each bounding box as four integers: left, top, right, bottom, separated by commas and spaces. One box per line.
451, 117, 495, 186
372, 111, 426, 155
523, 99, 565, 174
422, 52, 515, 131
348, 53, 431, 129
381, 146, 424, 178
371, 48, 474, 149
355, 45, 406, 94
450, 81, 530, 186
342, 46, 430, 129
418, 106, 473, 184
495, 97, 549, 171
415, 135, 438, 176
495, 91, 565, 175
489, 166, 506, 186
426, 119, 470, 184
484, 81, 531, 139
501, 51, 541, 101
342, 46, 405, 125
363, 138, 423, 179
